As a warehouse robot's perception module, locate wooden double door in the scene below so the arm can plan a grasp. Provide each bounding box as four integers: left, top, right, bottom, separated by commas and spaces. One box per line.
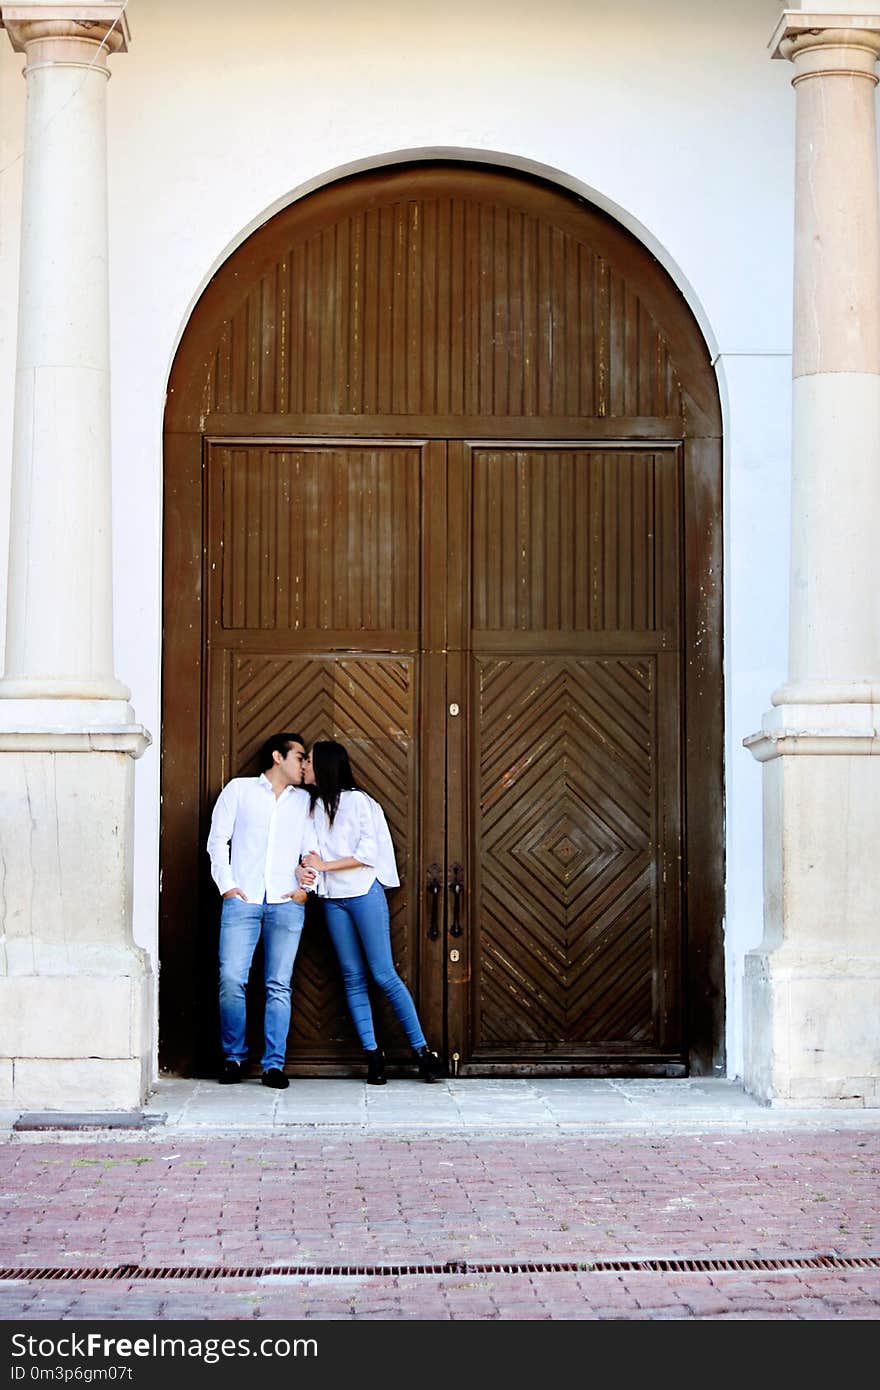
203, 432, 684, 1073
161, 162, 724, 1076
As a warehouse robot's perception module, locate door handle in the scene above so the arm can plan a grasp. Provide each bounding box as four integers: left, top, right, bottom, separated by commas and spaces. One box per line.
426, 863, 442, 940
449, 862, 463, 937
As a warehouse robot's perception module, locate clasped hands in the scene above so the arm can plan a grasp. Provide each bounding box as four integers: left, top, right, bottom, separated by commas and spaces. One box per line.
222, 850, 323, 906
282, 851, 324, 903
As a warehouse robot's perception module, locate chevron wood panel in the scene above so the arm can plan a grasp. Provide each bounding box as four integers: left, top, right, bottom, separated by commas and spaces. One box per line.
200, 178, 684, 421
471, 448, 674, 633
473, 656, 673, 1051
215, 445, 420, 632
207, 651, 419, 1059
228, 654, 414, 855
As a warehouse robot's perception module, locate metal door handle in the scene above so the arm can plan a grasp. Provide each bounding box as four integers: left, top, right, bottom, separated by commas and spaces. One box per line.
449, 862, 463, 937
427, 864, 442, 940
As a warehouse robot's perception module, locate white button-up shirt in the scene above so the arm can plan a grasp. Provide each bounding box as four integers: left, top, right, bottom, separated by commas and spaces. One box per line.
207, 775, 311, 903
305, 789, 399, 899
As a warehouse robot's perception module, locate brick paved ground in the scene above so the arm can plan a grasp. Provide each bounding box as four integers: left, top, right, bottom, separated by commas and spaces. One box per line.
1, 1128, 878, 1319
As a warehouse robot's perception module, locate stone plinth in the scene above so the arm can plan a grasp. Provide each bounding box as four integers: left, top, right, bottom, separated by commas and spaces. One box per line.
0, 712, 152, 1110
744, 712, 880, 1105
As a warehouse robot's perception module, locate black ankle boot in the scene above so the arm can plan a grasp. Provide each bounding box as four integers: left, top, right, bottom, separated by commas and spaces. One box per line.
365, 1048, 386, 1085
415, 1046, 444, 1083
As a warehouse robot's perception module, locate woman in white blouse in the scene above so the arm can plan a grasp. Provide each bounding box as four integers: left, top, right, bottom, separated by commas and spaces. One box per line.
300, 741, 443, 1085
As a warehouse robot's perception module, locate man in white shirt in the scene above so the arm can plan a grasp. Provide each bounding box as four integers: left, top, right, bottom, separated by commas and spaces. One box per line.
206, 731, 311, 1089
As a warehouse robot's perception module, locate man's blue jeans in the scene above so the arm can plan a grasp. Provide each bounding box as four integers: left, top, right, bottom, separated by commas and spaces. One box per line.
322, 879, 427, 1051
218, 896, 305, 1070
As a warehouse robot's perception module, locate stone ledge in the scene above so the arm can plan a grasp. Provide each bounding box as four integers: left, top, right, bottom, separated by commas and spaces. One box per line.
12, 1111, 165, 1131
745, 701, 880, 760
0, 727, 151, 756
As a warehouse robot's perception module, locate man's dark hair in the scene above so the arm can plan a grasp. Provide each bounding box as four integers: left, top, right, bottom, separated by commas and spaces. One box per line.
256, 731, 306, 773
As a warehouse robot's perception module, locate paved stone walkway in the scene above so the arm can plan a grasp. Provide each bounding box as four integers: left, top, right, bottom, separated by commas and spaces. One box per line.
1, 1124, 878, 1319
140, 1075, 880, 1132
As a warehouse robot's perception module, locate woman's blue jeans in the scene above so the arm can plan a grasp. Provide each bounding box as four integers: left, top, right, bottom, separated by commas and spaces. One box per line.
322, 879, 427, 1051
218, 896, 305, 1070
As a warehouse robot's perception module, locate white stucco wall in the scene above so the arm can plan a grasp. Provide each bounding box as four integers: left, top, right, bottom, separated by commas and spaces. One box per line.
0, 0, 797, 1077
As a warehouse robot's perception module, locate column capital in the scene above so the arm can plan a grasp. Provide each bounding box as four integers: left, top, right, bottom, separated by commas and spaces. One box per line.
1, 2, 129, 69
770, 11, 880, 66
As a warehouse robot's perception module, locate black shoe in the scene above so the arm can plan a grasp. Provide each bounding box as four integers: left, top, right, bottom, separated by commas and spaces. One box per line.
365, 1048, 386, 1085
261, 1068, 290, 1090
218, 1059, 245, 1085
415, 1046, 444, 1083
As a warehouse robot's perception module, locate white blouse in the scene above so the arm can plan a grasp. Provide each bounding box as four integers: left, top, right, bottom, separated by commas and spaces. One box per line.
305, 790, 399, 899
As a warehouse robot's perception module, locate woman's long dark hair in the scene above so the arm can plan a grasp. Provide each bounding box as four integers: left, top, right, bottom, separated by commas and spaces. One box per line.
309, 741, 361, 825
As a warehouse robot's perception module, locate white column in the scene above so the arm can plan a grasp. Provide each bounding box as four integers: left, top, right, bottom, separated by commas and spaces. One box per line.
1, 3, 130, 701
744, 12, 880, 1107
0, 3, 152, 1113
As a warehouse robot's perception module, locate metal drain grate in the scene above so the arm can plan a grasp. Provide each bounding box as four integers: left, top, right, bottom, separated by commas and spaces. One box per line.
1, 1253, 879, 1281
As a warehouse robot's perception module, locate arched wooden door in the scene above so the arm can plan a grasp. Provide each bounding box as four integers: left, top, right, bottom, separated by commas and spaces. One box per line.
162, 164, 723, 1077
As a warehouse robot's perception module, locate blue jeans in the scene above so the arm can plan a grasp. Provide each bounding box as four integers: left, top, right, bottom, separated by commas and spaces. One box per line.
322, 879, 427, 1051
218, 896, 305, 1070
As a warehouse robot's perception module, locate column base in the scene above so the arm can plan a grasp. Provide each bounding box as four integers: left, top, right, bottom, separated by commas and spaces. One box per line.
744, 698, 880, 759
0, 1062, 149, 1113
743, 704, 880, 1108
0, 676, 132, 701
0, 698, 147, 751
0, 719, 153, 1112
0, 977, 152, 1112
744, 948, 880, 1107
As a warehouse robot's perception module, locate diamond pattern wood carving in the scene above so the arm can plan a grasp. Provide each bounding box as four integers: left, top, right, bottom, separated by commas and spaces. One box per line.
475, 656, 658, 1048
